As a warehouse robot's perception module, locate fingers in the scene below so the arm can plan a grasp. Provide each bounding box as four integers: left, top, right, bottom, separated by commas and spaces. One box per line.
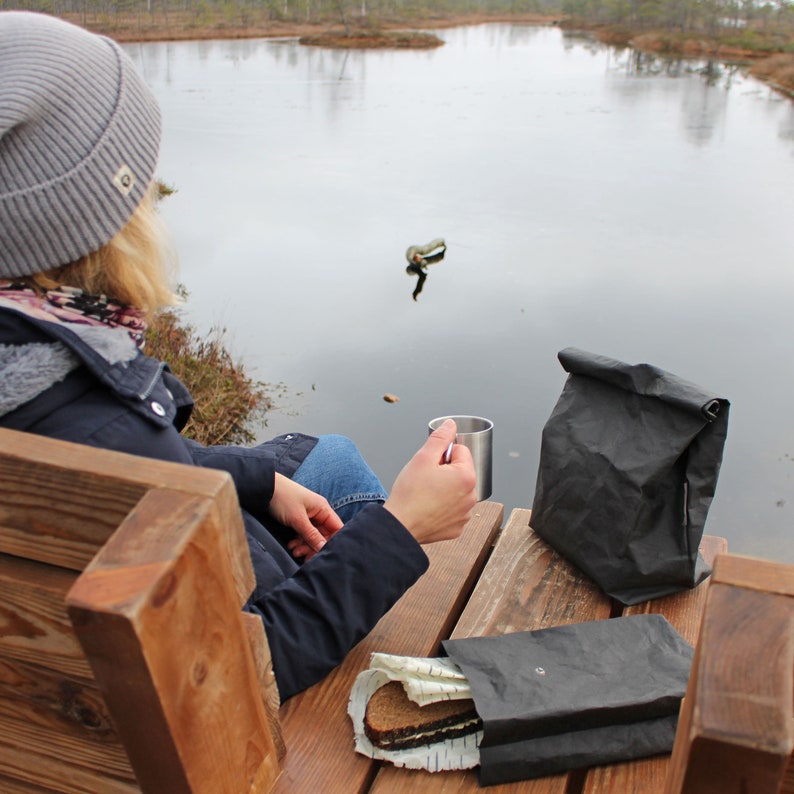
447, 440, 473, 467
384, 423, 477, 545
271, 473, 342, 555
298, 522, 328, 553
427, 418, 457, 463
288, 537, 316, 561
429, 418, 457, 443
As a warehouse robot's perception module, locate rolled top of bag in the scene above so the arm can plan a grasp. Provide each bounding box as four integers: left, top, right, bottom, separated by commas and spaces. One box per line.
557, 347, 728, 422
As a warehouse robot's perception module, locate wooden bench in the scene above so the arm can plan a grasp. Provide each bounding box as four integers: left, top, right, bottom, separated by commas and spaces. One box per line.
4, 424, 789, 793
272, 500, 505, 791
368, 508, 729, 794
665, 553, 794, 794
0, 427, 504, 793
0, 428, 282, 793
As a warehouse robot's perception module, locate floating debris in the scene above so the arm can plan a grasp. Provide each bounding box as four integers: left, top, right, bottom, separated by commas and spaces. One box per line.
383, 394, 400, 403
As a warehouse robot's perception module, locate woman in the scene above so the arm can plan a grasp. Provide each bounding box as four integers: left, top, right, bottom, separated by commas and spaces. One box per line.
0, 11, 477, 701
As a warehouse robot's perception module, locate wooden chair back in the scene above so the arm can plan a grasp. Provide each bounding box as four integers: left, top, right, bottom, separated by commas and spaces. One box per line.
665, 552, 794, 794
0, 427, 282, 793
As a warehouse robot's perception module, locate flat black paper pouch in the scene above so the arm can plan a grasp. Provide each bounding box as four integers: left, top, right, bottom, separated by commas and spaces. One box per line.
443, 614, 693, 787
530, 347, 729, 605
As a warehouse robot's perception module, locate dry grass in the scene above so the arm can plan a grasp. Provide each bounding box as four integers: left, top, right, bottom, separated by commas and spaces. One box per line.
298, 30, 444, 49
60, 10, 563, 43
145, 303, 272, 447
750, 53, 794, 95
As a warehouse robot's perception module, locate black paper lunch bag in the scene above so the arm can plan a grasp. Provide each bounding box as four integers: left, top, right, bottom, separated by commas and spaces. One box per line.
443, 614, 694, 786
530, 348, 729, 605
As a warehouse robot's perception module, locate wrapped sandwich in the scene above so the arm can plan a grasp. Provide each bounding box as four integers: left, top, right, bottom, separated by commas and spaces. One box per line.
348, 654, 482, 772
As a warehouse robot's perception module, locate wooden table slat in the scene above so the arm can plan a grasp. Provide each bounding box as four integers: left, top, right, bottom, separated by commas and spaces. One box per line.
452, 508, 613, 639
582, 534, 728, 794
274, 501, 504, 793
372, 507, 614, 794
373, 515, 727, 794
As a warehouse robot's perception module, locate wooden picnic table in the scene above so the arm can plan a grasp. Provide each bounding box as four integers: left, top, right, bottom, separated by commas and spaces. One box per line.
275, 503, 726, 794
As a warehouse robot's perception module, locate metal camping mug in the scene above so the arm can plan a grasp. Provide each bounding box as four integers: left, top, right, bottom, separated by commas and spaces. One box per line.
428, 415, 493, 501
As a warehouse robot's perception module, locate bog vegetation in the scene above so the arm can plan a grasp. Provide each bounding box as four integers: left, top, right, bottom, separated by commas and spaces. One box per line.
3, 0, 792, 37
4, 0, 794, 91
144, 297, 273, 446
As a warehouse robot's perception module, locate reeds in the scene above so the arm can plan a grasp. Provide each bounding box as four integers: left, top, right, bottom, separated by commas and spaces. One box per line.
145, 304, 272, 447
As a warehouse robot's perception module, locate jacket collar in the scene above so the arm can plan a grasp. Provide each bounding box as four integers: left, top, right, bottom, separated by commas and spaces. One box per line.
0, 305, 193, 428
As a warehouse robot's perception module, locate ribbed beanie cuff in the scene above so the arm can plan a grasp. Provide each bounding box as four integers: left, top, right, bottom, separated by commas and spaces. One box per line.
0, 11, 161, 278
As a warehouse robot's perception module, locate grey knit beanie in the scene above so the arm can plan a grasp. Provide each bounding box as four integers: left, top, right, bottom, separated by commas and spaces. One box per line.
0, 11, 161, 278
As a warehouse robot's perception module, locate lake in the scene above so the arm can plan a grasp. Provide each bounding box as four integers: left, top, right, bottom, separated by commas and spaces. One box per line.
125, 24, 794, 564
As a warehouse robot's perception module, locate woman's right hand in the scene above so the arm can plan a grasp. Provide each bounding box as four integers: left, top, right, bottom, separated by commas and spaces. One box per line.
384, 419, 478, 544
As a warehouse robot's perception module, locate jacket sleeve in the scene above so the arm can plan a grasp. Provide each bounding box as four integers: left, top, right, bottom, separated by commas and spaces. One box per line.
249, 502, 429, 701
183, 439, 277, 511
183, 433, 318, 516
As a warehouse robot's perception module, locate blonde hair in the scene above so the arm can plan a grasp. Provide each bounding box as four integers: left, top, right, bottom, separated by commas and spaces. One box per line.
26, 185, 178, 315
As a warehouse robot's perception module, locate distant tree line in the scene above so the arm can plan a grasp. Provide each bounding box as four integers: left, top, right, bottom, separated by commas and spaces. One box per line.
561, 0, 794, 36
0, 0, 561, 24
2, 0, 791, 45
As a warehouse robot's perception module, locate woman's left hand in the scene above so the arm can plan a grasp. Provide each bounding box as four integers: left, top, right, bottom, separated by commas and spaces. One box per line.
271, 473, 343, 560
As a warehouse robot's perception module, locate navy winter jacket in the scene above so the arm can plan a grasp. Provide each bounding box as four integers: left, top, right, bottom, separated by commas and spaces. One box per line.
0, 305, 429, 700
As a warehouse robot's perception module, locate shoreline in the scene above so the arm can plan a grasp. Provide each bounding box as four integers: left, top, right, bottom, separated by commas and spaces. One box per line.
69, 12, 563, 44
63, 10, 794, 97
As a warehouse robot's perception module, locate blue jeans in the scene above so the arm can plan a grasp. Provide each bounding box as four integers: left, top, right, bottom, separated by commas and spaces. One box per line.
291, 434, 387, 524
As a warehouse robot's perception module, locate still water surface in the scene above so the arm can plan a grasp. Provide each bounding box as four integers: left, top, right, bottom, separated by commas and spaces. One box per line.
125, 25, 794, 563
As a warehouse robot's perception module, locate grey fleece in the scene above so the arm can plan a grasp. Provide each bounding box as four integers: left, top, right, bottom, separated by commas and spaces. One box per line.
0, 322, 138, 417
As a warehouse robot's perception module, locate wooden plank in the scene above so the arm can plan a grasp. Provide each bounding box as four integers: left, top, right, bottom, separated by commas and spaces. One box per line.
0, 773, 65, 793
784, 757, 794, 794
67, 488, 280, 794
371, 507, 613, 794
0, 449, 144, 571
0, 554, 136, 787
373, 768, 514, 793
712, 552, 794, 597
274, 501, 504, 794
0, 554, 90, 679
622, 536, 729, 644
583, 535, 728, 794
664, 557, 794, 794
242, 611, 286, 761
0, 658, 131, 780
452, 508, 613, 638
0, 429, 253, 605
0, 742, 140, 794
370, 763, 574, 794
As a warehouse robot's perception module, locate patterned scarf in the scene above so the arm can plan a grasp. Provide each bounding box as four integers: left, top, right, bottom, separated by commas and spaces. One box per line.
0, 281, 147, 347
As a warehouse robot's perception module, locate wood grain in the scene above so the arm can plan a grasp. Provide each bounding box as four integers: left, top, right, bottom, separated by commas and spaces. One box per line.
371, 507, 612, 794
583, 535, 728, 794
0, 742, 139, 794
0, 429, 282, 793
0, 657, 130, 778
0, 428, 252, 604
0, 772, 66, 793
274, 501, 504, 794
452, 508, 612, 638
0, 553, 90, 679
373, 519, 728, 794
664, 553, 794, 794
67, 488, 280, 794
242, 611, 287, 761
712, 552, 794, 597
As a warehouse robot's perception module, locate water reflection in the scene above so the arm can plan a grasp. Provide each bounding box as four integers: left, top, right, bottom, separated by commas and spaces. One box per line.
127, 25, 794, 564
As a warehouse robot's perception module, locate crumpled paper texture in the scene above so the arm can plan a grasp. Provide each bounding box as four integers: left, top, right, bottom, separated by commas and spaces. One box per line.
348, 653, 481, 771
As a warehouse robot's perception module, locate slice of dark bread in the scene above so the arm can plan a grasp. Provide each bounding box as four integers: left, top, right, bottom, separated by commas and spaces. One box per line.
364, 680, 482, 751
